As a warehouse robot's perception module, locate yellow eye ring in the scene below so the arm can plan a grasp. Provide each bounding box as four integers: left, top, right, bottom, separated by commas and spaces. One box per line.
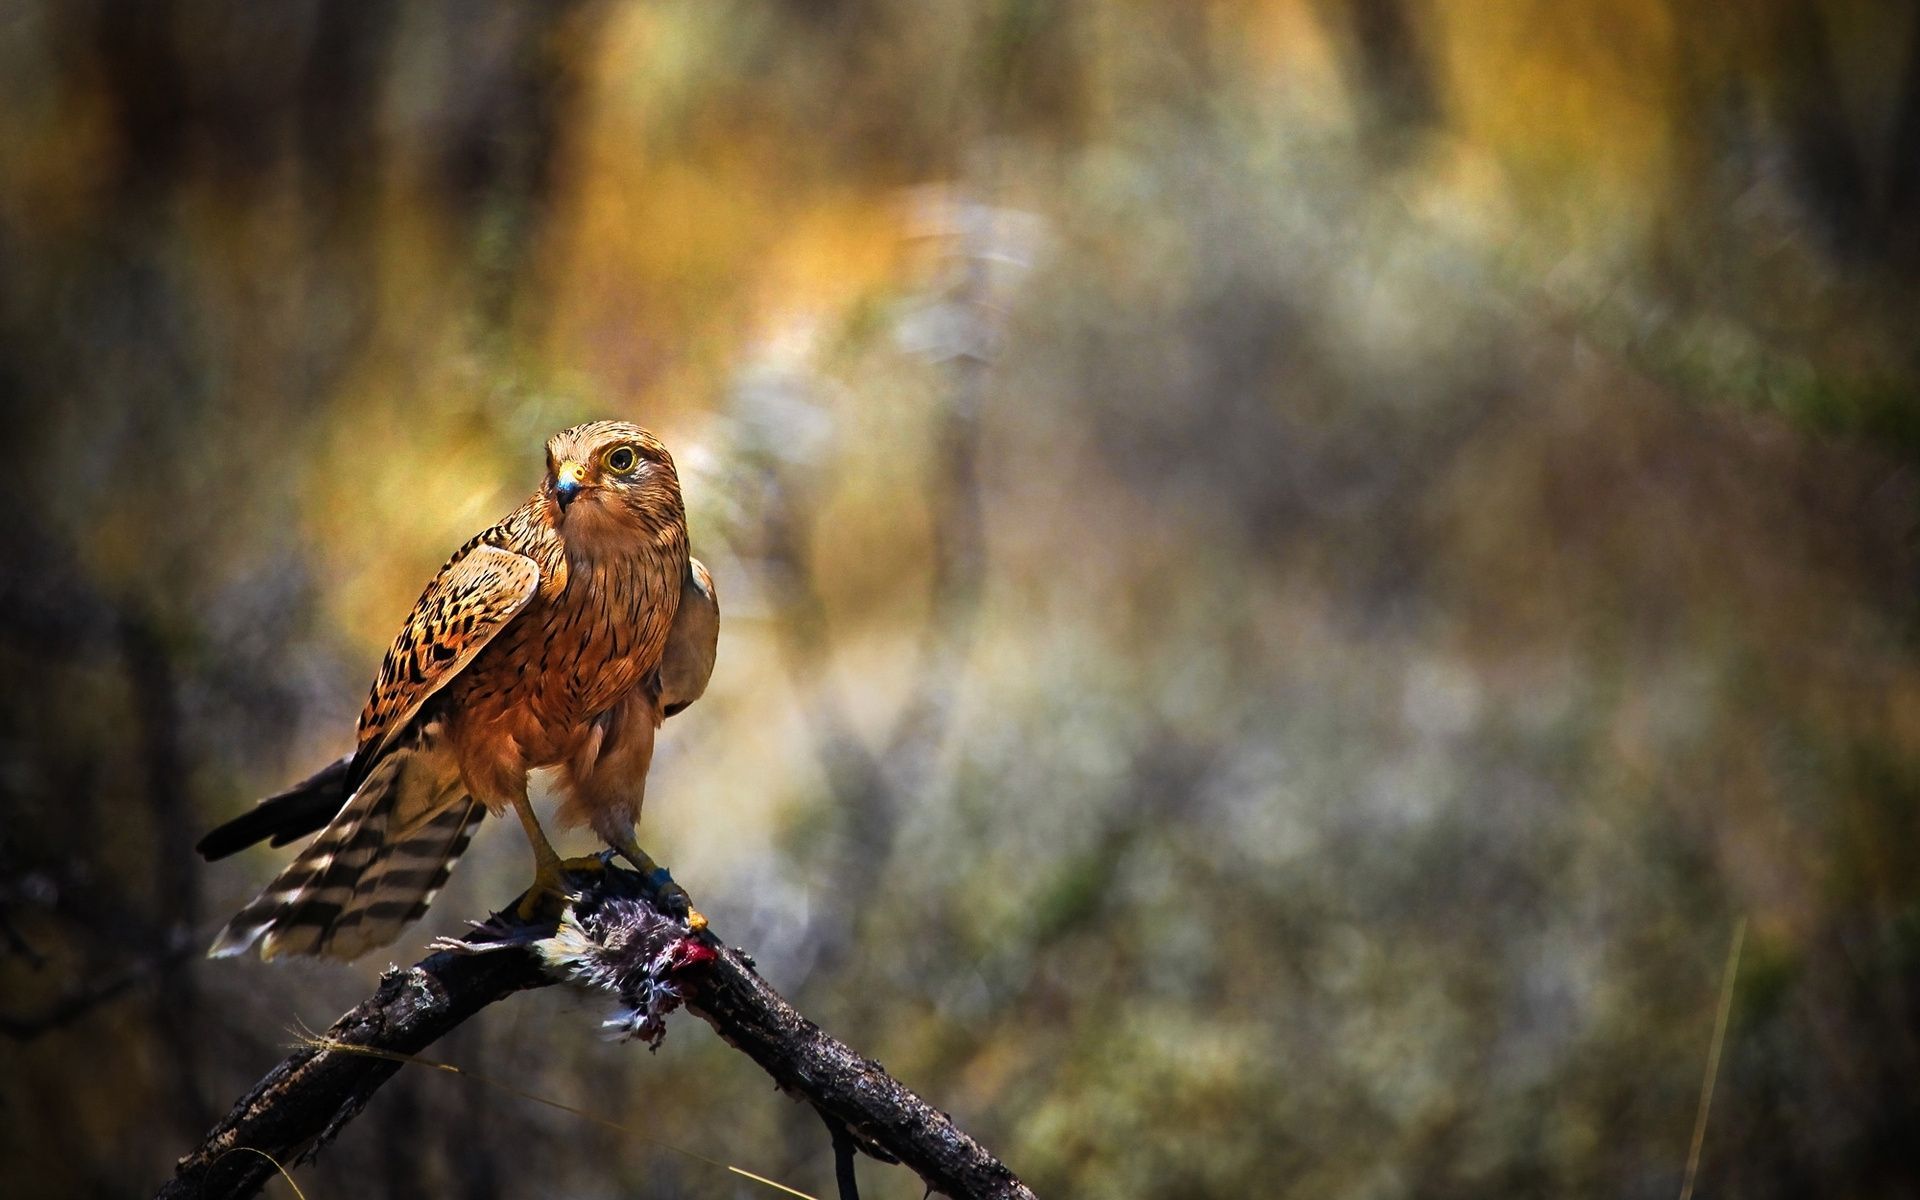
604, 445, 638, 474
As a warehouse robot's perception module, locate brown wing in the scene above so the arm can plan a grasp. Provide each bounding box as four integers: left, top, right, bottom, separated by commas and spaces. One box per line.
658, 557, 719, 718
350, 543, 541, 785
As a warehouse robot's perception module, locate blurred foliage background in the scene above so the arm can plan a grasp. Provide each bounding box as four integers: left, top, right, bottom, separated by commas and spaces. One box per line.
3, 1, 1919, 1197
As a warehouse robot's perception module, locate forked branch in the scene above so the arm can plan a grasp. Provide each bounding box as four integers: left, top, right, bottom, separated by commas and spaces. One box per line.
156, 865, 1035, 1200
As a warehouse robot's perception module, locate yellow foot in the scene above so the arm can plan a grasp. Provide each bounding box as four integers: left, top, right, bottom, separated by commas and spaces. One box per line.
510, 856, 614, 921
512, 856, 577, 922
560, 853, 611, 877
512, 884, 564, 922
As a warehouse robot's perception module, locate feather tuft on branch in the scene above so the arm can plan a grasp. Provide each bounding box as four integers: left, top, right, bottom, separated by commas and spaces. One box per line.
533, 871, 718, 1047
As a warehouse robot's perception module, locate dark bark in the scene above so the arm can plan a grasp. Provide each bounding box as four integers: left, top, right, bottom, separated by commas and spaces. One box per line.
821, 1107, 864, 1200
157, 866, 1037, 1200
157, 943, 550, 1200
685, 918, 1035, 1200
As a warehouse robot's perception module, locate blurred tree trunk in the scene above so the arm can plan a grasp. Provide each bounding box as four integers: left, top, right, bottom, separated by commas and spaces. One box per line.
1886, 6, 1920, 276
1319, 0, 1443, 165
122, 614, 210, 1129
1769, 0, 1875, 258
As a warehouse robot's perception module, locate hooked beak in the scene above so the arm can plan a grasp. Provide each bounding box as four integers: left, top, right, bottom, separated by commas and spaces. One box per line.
554, 460, 587, 510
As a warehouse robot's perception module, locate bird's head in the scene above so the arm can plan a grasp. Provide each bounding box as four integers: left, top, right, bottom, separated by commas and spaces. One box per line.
543, 421, 683, 551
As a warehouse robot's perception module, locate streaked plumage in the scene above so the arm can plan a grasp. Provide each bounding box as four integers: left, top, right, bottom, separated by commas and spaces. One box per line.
202, 420, 718, 959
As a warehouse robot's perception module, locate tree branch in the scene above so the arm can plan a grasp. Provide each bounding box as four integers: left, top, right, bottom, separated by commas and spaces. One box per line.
156, 866, 1036, 1200
820, 1106, 863, 1200
157, 937, 549, 1199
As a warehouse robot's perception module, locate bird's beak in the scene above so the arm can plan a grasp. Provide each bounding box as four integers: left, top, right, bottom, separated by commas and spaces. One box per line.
554, 460, 587, 510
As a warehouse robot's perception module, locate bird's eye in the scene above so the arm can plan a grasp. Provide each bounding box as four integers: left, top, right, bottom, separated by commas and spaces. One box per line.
604, 446, 638, 474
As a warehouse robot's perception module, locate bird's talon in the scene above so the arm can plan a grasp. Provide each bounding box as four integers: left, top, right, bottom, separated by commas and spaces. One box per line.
513, 874, 571, 922
653, 879, 702, 929
611, 842, 701, 928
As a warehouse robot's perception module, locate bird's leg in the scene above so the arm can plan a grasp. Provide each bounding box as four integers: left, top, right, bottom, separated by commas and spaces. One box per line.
607, 827, 706, 932
508, 788, 572, 921
563, 699, 705, 930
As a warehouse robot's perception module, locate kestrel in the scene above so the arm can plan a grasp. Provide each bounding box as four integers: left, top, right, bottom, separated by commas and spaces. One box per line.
199, 420, 719, 960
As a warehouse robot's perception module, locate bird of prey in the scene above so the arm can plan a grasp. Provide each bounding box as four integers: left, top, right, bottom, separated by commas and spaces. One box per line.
199, 420, 720, 960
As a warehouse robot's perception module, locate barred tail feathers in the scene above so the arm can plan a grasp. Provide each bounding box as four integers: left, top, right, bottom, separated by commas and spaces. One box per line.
209, 737, 480, 960
285, 794, 480, 960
